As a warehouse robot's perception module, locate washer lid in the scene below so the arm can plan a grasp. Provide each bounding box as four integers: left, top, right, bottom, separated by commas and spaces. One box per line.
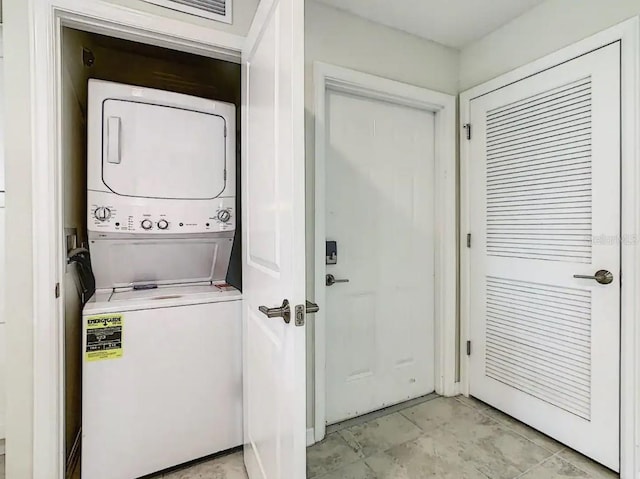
102, 99, 227, 200
83, 283, 242, 315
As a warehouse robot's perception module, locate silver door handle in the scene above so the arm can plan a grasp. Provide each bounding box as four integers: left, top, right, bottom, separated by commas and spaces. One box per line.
258, 299, 291, 323
306, 300, 320, 314
573, 270, 614, 285
326, 274, 349, 286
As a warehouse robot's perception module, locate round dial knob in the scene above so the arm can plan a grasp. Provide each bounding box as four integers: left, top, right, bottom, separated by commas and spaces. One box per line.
217, 209, 232, 223
141, 219, 153, 230
157, 219, 169, 230
94, 207, 111, 222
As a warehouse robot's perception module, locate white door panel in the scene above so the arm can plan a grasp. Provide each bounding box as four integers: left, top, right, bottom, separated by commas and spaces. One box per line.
326, 91, 436, 424
241, 0, 306, 478
0, 201, 4, 439
0, 56, 4, 192
469, 43, 620, 470
0, 321, 4, 439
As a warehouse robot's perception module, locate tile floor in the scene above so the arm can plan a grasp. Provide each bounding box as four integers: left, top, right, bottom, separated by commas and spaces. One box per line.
74, 395, 621, 479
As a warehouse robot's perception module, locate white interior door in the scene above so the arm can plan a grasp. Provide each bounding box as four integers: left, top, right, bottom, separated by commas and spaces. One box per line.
0, 34, 5, 440
468, 43, 620, 470
0, 196, 4, 440
325, 90, 436, 424
241, 0, 306, 478
0, 47, 4, 193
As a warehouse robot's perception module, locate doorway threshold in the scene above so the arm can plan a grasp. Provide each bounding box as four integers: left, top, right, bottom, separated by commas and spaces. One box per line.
325, 392, 439, 436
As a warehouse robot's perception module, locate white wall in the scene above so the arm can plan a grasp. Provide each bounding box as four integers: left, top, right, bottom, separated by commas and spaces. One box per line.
459, 0, 640, 90
305, 1, 459, 97
4, 0, 35, 477
304, 0, 459, 429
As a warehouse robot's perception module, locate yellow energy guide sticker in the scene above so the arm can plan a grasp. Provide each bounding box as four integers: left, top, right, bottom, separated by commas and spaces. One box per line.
86, 314, 123, 361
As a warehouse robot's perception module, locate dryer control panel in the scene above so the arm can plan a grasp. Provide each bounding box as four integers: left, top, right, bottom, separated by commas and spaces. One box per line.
88, 191, 236, 234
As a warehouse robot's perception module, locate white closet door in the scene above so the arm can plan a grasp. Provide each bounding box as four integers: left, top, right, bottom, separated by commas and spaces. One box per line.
241, 0, 306, 478
0, 196, 4, 440
0, 50, 4, 192
0, 36, 5, 441
468, 43, 620, 471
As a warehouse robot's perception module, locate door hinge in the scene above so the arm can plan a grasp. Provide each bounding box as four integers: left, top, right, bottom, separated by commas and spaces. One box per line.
55, 283, 60, 298
463, 123, 471, 140
466, 233, 471, 248
295, 304, 305, 327
466, 340, 471, 356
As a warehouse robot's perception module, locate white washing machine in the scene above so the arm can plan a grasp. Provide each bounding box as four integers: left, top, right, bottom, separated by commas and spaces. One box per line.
82, 80, 242, 479
86, 79, 237, 290
82, 285, 242, 479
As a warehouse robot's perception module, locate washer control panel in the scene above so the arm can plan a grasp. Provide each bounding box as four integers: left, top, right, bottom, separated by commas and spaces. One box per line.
89, 191, 236, 233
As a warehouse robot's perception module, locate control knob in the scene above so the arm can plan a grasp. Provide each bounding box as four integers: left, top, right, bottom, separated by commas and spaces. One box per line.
94, 207, 111, 222
217, 209, 232, 223
157, 219, 169, 230
141, 219, 153, 230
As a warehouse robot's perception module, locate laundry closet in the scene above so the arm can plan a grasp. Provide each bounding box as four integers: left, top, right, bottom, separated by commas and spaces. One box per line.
60, 28, 243, 478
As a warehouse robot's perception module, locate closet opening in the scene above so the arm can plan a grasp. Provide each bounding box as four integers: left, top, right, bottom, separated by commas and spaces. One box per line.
60, 27, 243, 478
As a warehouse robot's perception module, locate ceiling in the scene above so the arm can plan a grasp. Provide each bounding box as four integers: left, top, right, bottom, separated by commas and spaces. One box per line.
313, 0, 545, 49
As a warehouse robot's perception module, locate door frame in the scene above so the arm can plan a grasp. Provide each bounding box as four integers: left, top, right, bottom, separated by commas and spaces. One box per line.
459, 18, 640, 479
312, 62, 457, 443
24, 1, 244, 477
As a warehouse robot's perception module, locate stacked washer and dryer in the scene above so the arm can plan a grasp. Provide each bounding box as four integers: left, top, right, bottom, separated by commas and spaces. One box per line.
82, 80, 242, 479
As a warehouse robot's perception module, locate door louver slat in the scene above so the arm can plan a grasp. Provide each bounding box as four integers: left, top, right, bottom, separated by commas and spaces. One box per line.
170, 0, 226, 15
485, 277, 592, 420
143, 0, 231, 23
486, 77, 593, 263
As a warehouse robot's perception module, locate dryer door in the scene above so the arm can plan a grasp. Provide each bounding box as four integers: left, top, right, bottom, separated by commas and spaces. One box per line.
102, 99, 227, 199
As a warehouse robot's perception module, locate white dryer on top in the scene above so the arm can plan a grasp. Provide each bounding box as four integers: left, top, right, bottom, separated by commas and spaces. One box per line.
87, 80, 237, 290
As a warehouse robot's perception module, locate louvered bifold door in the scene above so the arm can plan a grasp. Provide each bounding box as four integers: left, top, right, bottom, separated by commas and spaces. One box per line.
468, 43, 620, 471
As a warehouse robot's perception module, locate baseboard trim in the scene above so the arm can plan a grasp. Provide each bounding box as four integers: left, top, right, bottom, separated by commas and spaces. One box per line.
66, 428, 81, 479
306, 428, 315, 447
448, 382, 461, 397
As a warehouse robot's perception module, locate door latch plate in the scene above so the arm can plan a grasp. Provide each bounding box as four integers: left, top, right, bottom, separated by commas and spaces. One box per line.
295, 304, 305, 327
